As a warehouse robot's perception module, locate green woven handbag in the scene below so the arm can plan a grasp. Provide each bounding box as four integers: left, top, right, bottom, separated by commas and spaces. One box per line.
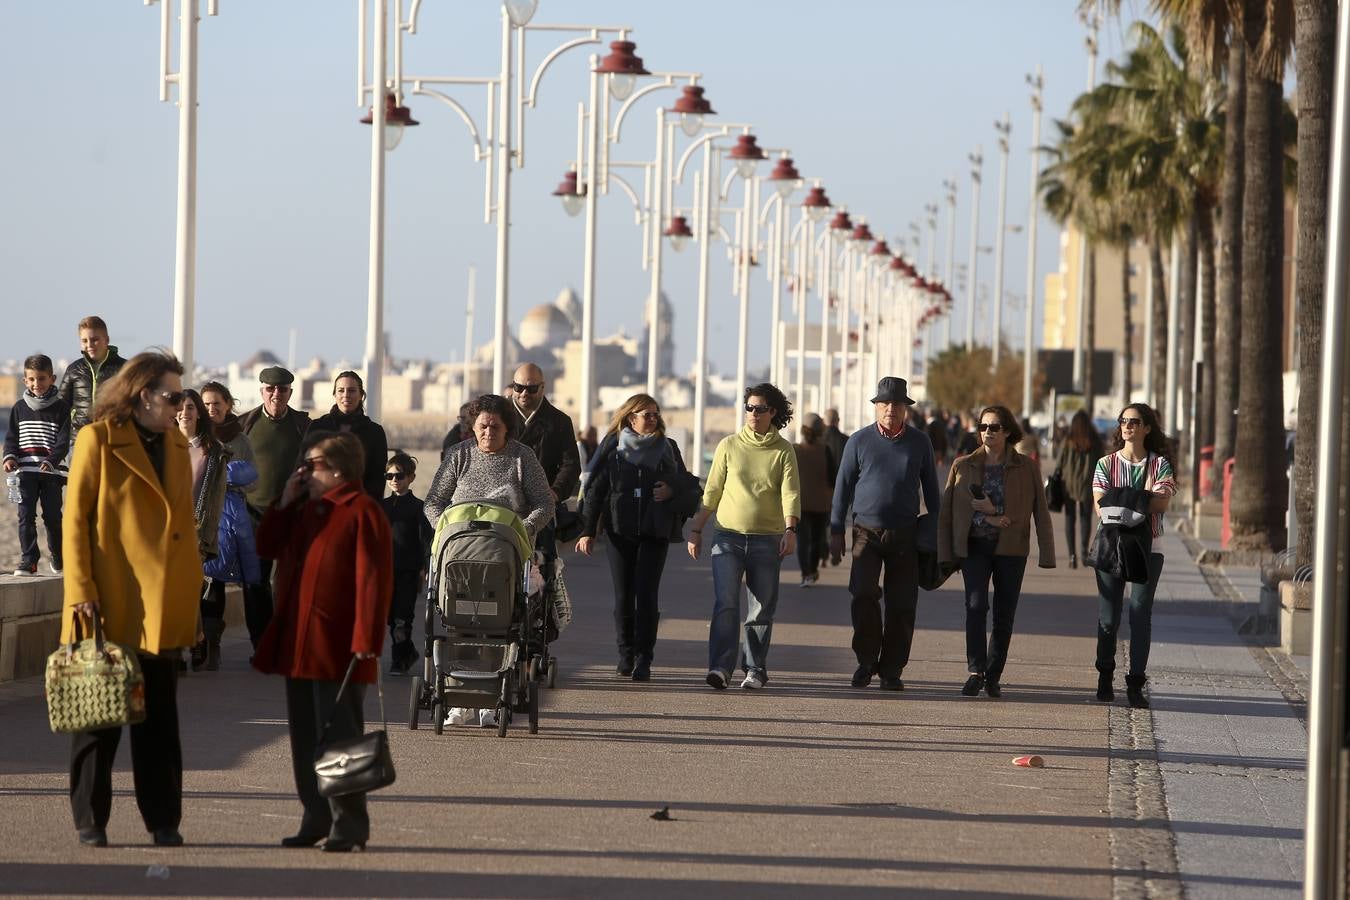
45, 612, 147, 733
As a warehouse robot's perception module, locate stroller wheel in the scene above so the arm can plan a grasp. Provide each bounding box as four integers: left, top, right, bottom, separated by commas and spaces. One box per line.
546, 658, 558, 689
408, 676, 424, 730
432, 694, 445, 736
528, 680, 539, 734
496, 705, 509, 738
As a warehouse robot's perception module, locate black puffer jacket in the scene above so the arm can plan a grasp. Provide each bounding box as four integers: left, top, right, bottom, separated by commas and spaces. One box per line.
580, 433, 698, 543
58, 347, 128, 432
310, 407, 389, 500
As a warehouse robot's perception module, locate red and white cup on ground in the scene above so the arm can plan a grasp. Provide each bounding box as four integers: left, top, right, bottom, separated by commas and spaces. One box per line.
1012, 755, 1045, 768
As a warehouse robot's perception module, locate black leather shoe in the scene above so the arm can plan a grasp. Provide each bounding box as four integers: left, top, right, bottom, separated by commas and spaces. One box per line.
616, 655, 635, 677
322, 837, 367, 853
281, 832, 328, 848
78, 827, 107, 847
1096, 672, 1114, 702
631, 658, 651, 682
985, 680, 1002, 699
851, 666, 875, 688
879, 676, 904, 691
152, 828, 183, 847
961, 673, 984, 696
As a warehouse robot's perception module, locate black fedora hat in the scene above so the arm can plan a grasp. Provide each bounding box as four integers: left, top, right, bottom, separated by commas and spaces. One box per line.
870, 376, 915, 406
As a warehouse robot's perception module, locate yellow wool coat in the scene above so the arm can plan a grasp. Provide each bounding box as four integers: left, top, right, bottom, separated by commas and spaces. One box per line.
61, 419, 204, 654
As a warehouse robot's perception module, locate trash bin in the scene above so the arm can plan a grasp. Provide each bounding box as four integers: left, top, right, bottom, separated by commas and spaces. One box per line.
1198, 445, 1215, 498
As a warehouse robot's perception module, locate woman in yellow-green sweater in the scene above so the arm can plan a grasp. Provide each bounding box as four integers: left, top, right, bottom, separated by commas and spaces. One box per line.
686, 383, 801, 691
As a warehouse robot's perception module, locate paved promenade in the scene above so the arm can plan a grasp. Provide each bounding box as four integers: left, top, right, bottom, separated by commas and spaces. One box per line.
0, 526, 1307, 898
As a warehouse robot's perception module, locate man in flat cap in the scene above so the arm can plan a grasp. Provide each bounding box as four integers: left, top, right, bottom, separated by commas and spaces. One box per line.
240, 366, 311, 635
830, 376, 941, 691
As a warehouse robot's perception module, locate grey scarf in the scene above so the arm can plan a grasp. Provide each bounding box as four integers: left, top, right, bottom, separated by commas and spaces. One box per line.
23, 386, 61, 412
617, 428, 672, 471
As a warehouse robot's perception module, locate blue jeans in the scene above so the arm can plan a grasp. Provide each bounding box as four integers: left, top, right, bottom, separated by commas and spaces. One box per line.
1095, 552, 1165, 677
708, 528, 783, 679
17, 471, 63, 568
961, 535, 1028, 682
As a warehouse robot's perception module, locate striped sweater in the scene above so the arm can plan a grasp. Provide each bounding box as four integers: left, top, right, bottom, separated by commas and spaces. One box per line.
1091, 451, 1176, 538
3, 389, 72, 475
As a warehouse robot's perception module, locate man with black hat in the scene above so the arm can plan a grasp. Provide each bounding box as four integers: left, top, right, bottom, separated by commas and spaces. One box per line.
240, 366, 311, 636
830, 376, 942, 691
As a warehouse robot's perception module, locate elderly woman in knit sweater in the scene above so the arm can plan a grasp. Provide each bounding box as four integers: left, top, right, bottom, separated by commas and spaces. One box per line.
423, 394, 553, 728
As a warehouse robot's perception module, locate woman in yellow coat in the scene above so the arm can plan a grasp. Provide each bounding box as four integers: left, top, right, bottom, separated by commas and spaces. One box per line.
61, 350, 203, 849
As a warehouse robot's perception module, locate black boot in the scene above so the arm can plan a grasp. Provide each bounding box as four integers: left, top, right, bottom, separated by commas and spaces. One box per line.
1069, 553, 1078, 570
190, 640, 208, 672
1096, 671, 1114, 702
1125, 674, 1149, 709
203, 618, 224, 671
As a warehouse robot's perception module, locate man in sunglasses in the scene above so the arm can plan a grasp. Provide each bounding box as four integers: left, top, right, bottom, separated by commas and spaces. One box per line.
830, 376, 942, 691
507, 363, 581, 547
240, 366, 312, 632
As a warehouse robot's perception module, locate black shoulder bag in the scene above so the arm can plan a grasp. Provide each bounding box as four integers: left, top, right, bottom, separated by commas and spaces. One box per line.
314, 657, 396, 798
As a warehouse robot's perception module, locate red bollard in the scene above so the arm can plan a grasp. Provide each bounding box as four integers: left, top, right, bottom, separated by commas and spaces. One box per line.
1220, 457, 1237, 549
1198, 445, 1216, 499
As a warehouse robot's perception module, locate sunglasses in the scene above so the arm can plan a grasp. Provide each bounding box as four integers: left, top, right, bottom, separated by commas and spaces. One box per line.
744, 404, 772, 415
261, 385, 292, 394
508, 382, 543, 394
1118, 417, 1144, 428
158, 390, 186, 407
385, 471, 410, 481
633, 411, 661, 421
976, 423, 1003, 433
301, 456, 330, 473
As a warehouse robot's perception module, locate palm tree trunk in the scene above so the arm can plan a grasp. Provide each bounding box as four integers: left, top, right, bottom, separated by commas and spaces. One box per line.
1121, 242, 1133, 402
1178, 213, 1199, 453
1213, 39, 1245, 496
1293, 0, 1336, 569
1084, 244, 1097, 409
1150, 237, 1169, 410
1230, 53, 1289, 552
1197, 203, 1217, 454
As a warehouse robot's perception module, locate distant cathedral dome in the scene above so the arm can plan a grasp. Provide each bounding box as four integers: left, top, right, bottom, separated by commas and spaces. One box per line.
520, 304, 576, 350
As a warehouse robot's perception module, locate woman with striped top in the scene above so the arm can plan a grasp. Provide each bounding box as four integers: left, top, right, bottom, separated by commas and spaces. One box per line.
1091, 403, 1177, 708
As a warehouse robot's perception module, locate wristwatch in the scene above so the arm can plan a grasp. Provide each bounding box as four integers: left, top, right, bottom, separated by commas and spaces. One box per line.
785, 525, 797, 533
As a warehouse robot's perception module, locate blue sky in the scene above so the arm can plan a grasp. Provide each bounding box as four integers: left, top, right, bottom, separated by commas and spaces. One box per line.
1, 1, 1145, 376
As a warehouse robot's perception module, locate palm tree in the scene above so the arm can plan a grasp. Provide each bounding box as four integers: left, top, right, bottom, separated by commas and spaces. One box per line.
1213, 37, 1244, 499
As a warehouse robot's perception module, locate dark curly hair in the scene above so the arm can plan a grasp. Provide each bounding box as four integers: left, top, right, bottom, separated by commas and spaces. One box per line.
744, 382, 794, 431
467, 394, 520, 440
386, 449, 418, 476
1110, 402, 1174, 468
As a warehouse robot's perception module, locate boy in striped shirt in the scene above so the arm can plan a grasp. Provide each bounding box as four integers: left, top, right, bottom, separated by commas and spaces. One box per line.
3, 354, 70, 576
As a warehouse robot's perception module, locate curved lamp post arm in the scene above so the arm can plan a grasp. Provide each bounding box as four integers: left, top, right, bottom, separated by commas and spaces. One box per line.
409, 83, 493, 158
609, 73, 701, 143
673, 123, 752, 185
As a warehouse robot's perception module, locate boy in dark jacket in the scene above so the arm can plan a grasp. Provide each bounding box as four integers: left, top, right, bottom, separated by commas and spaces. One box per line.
57, 315, 126, 437
4, 354, 71, 576
381, 451, 434, 674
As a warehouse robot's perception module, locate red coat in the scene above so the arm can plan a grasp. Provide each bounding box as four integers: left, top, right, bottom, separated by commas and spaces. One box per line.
252, 481, 393, 684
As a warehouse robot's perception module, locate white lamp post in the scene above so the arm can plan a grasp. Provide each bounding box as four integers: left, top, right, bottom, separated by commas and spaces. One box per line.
147, 0, 219, 378
764, 156, 803, 386
992, 114, 1012, 367
1022, 67, 1044, 419
943, 178, 958, 351
965, 148, 984, 352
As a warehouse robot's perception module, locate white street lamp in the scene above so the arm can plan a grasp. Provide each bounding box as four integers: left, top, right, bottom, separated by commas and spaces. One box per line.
503, 0, 538, 28
965, 148, 984, 352
992, 113, 1011, 367
1022, 67, 1044, 419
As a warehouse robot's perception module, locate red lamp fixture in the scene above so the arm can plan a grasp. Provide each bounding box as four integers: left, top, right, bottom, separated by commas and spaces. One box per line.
801, 185, 831, 222
849, 222, 874, 245
727, 133, 767, 178
829, 210, 854, 236
361, 92, 419, 151
594, 40, 649, 100
870, 239, 891, 257
766, 156, 801, 200
664, 214, 694, 251
669, 85, 716, 137
552, 169, 585, 217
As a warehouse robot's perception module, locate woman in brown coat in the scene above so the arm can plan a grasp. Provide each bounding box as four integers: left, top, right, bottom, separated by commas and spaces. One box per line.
253, 431, 393, 852
62, 351, 202, 848
937, 405, 1055, 699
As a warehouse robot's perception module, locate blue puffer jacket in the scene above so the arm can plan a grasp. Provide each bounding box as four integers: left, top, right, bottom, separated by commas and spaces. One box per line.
203, 459, 262, 584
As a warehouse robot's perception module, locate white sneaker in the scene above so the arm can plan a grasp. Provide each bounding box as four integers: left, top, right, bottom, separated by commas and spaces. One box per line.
741, 671, 766, 690
477, 708, 498, 728
12, 563, 36, 577
799, 577, 811, 588
444, 707, 471, 727
47, 562, 62, 576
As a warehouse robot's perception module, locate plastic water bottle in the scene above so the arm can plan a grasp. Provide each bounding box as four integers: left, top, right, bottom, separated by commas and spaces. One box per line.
5, 473, 19, 505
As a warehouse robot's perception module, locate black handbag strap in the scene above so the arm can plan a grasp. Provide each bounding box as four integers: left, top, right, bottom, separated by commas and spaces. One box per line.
68, 608, 107, 658
320, 655, 387, 744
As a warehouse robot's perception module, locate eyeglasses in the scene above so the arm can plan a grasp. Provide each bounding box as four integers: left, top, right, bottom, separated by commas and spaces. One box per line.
1118, 417, 1143, 428
158, 390, 186, 407
633, 411, 661, 421
744, 404, 771, 415
261, 385, 291, 394
385, 471, 409, 481
301, 456, 330, 473
508, 382, 543, 394
976, 423, 1003, 433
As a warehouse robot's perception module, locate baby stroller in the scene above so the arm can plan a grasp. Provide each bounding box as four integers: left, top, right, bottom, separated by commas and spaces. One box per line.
407, 501, 542, 737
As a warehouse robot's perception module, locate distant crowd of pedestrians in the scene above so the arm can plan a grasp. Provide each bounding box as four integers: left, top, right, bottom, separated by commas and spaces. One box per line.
8, 312, 1178, 852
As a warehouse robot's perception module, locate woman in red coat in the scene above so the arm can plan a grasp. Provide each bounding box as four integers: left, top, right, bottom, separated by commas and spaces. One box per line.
252, 431, 392, 853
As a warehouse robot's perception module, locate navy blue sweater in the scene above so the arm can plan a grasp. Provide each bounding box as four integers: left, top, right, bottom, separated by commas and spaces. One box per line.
830, 424, 941, 548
